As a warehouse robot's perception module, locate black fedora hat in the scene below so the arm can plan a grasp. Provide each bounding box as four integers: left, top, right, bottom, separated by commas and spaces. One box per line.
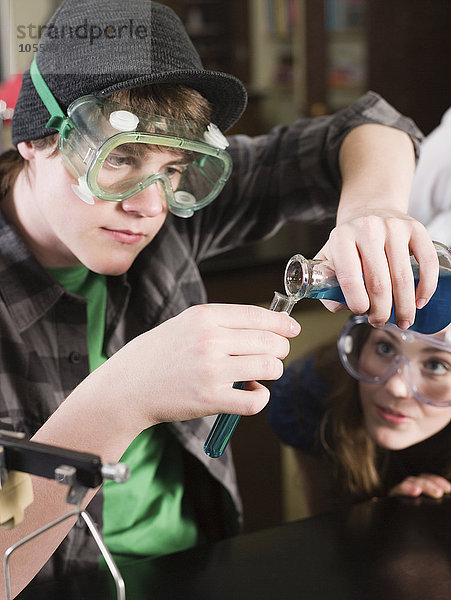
12, 0, 247, 145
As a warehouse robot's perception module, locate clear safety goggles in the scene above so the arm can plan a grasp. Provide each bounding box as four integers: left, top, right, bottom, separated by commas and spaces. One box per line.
337, 316, 451, 407
30, 57, 232, 217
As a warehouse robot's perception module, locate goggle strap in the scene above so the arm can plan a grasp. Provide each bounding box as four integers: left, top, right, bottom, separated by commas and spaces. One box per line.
30, 56, 74, 139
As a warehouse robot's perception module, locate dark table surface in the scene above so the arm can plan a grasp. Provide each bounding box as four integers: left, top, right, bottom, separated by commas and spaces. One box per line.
19, 495, 451, 600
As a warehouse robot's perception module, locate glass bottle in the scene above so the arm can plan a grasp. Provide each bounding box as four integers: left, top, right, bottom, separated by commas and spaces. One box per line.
204, 292, 297, 458
284, 240, 451, 334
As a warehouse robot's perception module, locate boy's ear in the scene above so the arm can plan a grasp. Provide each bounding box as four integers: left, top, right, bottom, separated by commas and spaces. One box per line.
17, 141, 36, 160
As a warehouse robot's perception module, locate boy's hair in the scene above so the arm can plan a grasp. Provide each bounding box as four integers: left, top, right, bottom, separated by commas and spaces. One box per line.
12, 0, 246, 146
1, 82, 212, 198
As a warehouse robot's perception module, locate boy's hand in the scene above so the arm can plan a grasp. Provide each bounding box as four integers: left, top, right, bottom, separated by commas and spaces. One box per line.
100, 303, 301, 431
316, 210, 439, 329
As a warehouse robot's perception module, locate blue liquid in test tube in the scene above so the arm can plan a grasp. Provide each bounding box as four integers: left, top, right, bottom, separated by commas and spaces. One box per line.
204, 292, 297, 458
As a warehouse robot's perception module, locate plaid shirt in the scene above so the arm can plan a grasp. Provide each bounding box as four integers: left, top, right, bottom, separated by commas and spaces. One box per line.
0, 92, 422, 581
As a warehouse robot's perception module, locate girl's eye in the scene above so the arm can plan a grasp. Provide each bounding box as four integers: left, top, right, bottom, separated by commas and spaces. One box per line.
375, 341, 396, 358
423, 359, 451, 376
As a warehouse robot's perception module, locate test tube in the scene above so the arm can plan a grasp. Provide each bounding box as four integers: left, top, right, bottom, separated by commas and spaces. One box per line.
203, 292, 297, 458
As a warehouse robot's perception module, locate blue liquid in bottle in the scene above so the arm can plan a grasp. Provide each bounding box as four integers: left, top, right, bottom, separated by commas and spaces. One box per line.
392, 269, 450, 334
286, 253, 451, 335
305, 269, 450, 334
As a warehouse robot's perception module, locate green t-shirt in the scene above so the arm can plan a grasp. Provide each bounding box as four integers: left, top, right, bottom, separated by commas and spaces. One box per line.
48, 265, 199, 563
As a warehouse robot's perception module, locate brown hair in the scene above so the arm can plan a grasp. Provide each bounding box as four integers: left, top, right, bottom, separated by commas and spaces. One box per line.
1, 83, 211, 199
314, 342, 383, 499
111, 83, 212, 127
0, 136, 57, 199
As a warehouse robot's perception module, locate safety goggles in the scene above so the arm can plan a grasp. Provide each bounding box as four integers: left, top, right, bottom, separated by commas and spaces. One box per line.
337, 316, 451, 407
30, 57, 232, 217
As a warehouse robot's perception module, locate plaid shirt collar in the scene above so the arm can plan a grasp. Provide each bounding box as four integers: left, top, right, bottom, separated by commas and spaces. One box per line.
0, 208, 64, 332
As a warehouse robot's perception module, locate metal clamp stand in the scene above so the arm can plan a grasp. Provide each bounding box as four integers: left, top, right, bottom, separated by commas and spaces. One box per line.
0, 430, 129, 600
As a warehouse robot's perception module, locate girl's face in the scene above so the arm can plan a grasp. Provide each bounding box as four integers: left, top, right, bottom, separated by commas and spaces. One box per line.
358, 327, 451, 450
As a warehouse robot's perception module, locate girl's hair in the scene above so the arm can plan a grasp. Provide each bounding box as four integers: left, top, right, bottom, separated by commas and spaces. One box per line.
312, 341, 385, 500
1, 83, 212, 199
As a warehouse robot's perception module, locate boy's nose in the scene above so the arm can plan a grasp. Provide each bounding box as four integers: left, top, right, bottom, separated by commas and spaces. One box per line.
120, 183, 167, 217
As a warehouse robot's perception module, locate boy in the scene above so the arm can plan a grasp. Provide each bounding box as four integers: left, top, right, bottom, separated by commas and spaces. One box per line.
0, 1, 438, 596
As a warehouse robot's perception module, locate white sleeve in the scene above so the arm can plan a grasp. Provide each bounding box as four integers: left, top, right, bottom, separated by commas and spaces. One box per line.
409, 107, 451, 246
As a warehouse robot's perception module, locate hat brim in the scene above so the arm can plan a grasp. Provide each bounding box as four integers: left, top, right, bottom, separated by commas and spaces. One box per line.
99, 70, 248, 133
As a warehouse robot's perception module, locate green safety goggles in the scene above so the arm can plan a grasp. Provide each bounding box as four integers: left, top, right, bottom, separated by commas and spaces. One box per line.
30, 57, 233, 217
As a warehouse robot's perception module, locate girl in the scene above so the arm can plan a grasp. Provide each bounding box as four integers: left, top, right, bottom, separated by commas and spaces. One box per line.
269, 316, 451, 516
